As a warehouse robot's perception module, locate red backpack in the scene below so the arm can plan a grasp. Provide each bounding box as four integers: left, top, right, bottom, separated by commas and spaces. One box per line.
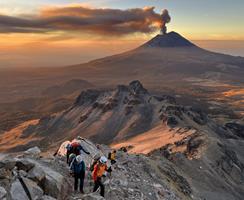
71, 142, 81, 155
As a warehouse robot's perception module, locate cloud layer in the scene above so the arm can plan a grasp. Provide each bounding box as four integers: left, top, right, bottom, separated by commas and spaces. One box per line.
0, 5, 163, 36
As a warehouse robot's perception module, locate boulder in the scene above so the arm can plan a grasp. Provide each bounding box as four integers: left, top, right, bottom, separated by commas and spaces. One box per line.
0, 168, 11, 179
19, 170, 28, 177
27, 165, 45, 183
10, 178, 44, 200
23, 177, 44, 199
41, 195, 57, 200
0, 186, 7, 199
10, 179, 30, 200
15, 159, 35, 172
41, 165, 70, 199
0, 159, 16, 171
24, 146, 41, 157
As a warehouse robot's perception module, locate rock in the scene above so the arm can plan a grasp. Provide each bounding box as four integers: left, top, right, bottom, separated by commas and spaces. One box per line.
81, 193, 105, 200
24, 146, 41, 157
0, 186, 7, 199
27, 165, 45, 183
42, 165, 70, 199
225, 122, 244, 138
16, 159, 35, 172
41, 195, 57, 200
10, 179, 30, 200
167, 116, 178, 127
22, 177, 44, 199
19, 170, 28, 177
128, 99, 141, 105
128, 80, 148, 95
10, 178, 43, 200
0, 168, 11, 179
75, 90, 100, 106
0, 159, 16, 170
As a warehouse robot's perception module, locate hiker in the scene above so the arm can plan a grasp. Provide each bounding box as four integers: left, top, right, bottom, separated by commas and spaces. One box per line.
92, 156, 112, 197
68, 153, 76, 166
70, 155, 86, 193
108, 150, 116, 165
90, 153, 101, 172
70, 140, 91, 156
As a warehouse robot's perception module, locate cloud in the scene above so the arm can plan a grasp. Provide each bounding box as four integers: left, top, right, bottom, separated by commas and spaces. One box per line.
0, 5, 163, 36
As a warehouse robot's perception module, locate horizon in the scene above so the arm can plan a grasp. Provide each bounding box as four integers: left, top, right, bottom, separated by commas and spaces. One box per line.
1, 0, 244, 68
1, 35, 244, 69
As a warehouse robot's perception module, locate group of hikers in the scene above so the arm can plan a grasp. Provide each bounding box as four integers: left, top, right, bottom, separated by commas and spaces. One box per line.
64, 136, 116, 197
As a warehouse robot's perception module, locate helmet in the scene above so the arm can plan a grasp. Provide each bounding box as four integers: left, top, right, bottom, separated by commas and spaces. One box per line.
99, 156, 107, 164
76, 155, 83, 163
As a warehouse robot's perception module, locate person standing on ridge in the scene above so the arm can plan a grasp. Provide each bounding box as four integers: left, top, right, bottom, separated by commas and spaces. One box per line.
70, 155, 86, 193
92, 156, 112, 197
69, 139, 91, 156
108, 150, 117, 165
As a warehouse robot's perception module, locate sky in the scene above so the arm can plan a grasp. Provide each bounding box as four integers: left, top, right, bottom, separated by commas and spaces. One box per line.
0, 0, 244, 68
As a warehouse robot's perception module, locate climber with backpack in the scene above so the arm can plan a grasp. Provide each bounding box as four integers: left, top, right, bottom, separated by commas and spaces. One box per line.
90, 153, 101, 172
70, 155, 86, 193
70, 140, 90, 156
108, 150, 117, 165
92, 156, 112, 197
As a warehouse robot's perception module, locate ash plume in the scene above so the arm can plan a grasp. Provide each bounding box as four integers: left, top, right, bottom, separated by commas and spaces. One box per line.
160, 9, 171, 35
0, 6, 164, 36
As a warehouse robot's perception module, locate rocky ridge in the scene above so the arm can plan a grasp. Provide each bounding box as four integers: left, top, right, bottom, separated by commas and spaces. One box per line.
0, 140, 185, 200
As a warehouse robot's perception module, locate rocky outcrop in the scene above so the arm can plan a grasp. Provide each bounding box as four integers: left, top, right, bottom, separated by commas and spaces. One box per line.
225, 122, 244, 139
75, 90, 101, 106
0, 148, 72, 200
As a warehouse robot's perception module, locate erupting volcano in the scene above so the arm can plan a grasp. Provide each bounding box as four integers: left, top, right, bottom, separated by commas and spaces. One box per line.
160, 9, 171, 35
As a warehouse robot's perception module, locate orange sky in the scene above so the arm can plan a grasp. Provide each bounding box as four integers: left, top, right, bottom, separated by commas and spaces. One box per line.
1, 32, 244, 68
0, 2, 244, 68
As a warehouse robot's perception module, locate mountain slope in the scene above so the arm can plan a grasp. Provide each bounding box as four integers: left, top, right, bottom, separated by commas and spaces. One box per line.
1, 81, 244, 199
7, 81, 208, 150
63, 31, 244, 118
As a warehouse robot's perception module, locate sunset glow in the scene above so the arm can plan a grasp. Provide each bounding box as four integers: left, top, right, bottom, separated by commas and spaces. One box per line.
0, 0, 244, 67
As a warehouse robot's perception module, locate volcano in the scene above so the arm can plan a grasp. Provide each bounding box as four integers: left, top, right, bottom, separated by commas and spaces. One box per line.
140, 31, 196, 48
67, 31, 244, 90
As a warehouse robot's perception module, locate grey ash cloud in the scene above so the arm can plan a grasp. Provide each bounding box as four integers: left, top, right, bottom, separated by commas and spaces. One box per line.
0, 6, 167, 36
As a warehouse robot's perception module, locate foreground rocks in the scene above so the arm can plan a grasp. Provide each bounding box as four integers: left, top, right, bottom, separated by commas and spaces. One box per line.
2, 129, 244, 200
0, 142, 183, 200
0, 147, 72, 200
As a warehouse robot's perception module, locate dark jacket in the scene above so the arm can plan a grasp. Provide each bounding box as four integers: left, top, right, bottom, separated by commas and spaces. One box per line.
70, 159, 86, 174
70, 142, 90, 155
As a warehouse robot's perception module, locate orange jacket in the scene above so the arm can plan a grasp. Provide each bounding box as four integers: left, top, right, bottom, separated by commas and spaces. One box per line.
92, 163, 108, 181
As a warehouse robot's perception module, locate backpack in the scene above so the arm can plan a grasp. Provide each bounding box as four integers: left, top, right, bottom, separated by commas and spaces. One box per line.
90, 158, 99, 172
68, 153, 76, 166
71, 142, 81, 155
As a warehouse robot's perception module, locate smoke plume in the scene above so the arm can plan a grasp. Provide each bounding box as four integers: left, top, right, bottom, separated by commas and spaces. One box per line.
160, 9, 171, 35
0, 5, 165, 36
